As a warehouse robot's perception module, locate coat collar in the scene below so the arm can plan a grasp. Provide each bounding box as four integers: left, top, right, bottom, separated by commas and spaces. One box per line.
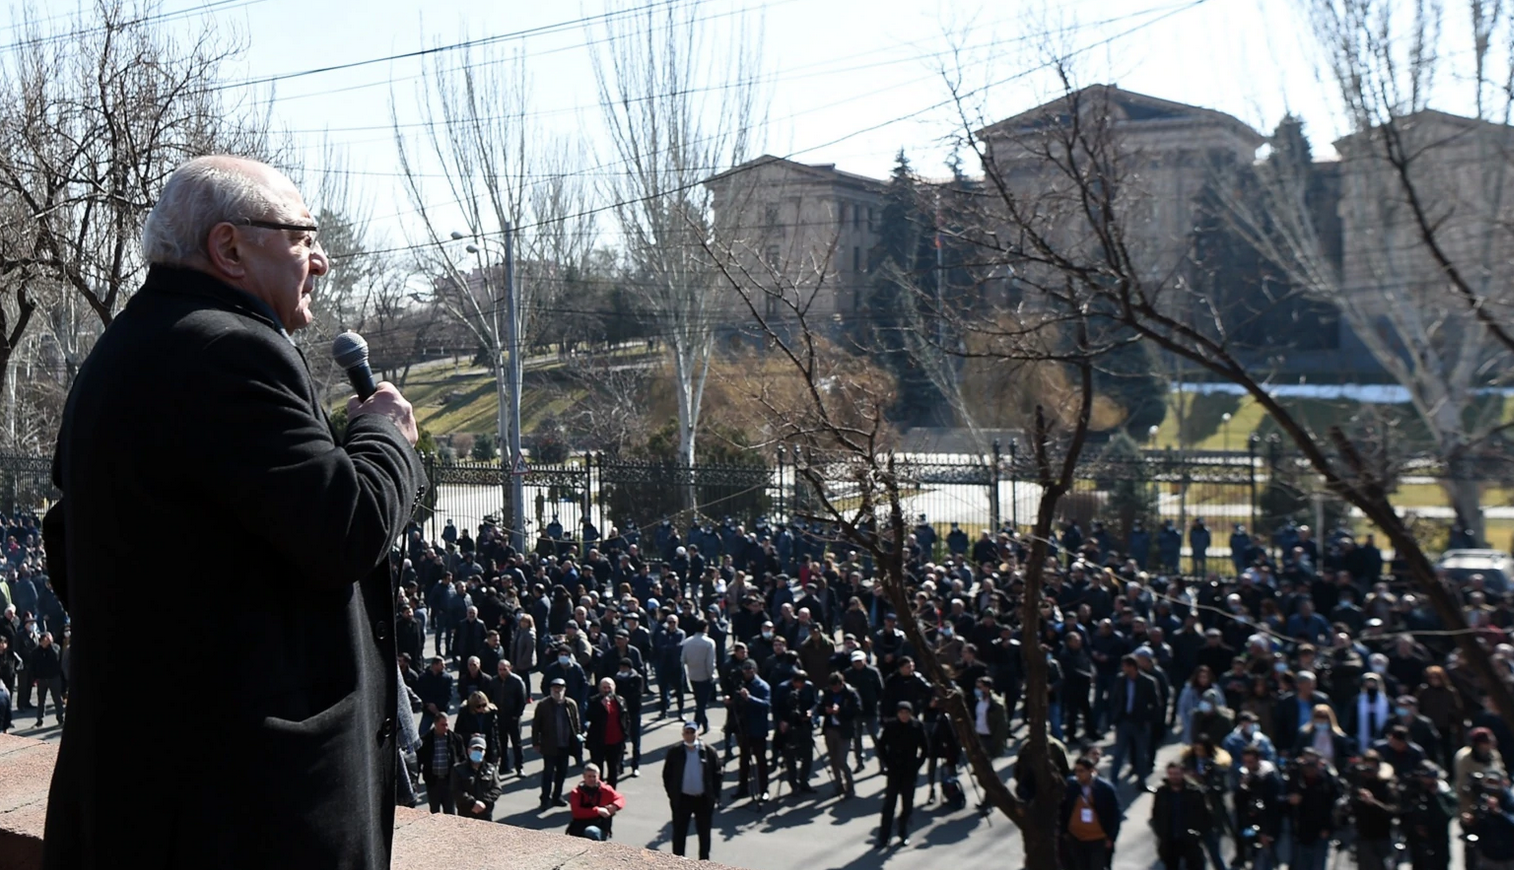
138, 264, 292, 343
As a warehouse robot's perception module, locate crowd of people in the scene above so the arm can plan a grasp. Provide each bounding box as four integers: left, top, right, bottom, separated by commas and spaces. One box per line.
7, 500, 1514, 869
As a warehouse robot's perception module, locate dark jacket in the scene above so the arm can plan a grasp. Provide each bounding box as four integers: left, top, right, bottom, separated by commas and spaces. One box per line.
416, 729, 466, 783
532, 696, 582, 756
877, 715, 928, 771
1060, 776, 1122, 842
486, 672, 529, 721
1110, 671, 1161, 725
449, 760, 502, 817
42, 266, 424, 870
662, 739, 722, 805
585, 692, 632, 748
1149, 780, 1211, 843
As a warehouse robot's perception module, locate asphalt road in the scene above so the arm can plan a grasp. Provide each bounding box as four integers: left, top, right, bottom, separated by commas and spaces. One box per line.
11, 697, 1468, 870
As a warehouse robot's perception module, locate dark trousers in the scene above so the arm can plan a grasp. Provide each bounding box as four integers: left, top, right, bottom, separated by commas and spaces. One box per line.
658, 666, 685, 716
671, 793, 714, 860
540, 752, 570, 801
1092, 673, 1117, 734
879, 768, 918, 838
1064, 676, 1093, 737
628, 713, 643, 769
591, 742, 625, 787
33, 677, 62, 724
1066, 837, 1111, 870
691, 680, 714, 729
825, 728, 855, 791
736, 733, 768, 795
1158, 836, 1206, 870
501, 716, 525, 771
851, 714, 878, 766
424, 775, 456, 814
782, 733, 813, 788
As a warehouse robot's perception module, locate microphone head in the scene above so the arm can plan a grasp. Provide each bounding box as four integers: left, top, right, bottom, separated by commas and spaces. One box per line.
331, 331, 370, 369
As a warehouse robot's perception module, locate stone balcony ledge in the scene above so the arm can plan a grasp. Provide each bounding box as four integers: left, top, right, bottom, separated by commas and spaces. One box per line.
0, 733, 731, 870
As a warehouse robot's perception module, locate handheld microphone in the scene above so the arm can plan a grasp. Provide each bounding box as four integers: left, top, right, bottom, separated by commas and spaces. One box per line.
332, 331, 378, 402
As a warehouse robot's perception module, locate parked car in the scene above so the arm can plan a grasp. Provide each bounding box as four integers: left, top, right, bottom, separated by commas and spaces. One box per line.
1437, 549, 1512, 593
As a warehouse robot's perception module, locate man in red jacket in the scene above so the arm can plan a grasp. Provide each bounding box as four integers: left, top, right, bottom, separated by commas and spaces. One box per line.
566, 763, 625, 841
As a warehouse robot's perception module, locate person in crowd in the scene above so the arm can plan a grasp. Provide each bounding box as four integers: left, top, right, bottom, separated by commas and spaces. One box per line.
1061, 755, 1121, 870
454, 690, 501, 766
1288, 749, 1341, 870
487, 659, 530, 777
1232, 745, 1283, 870
565, 763, 624, 842
417, 714, 465, 815
682, 617, 719, 733
775, 669, 818, 794
663, 721, 722, 861
585, 677, 631, 787
1150, 761, 1210, 870
451, 734, 501, 821
875, 700, 928, 849
1110, 654, 1160, 784
725, 658, 772, 804
532, 677, 582, 808
610, 656, 646, 777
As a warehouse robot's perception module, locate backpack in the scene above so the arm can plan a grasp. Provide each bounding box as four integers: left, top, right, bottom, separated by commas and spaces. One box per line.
941, 775, 967, 811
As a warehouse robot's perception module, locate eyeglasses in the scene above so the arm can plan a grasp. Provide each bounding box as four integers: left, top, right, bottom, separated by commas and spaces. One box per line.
237, 218, 321, 250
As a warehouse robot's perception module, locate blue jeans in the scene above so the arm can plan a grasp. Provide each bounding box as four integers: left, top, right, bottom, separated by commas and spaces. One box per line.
1109, 720, 1150, 781
1291, 837, 1329, 870
1049, 701, 1064, 740
1202, 830, 1227, 870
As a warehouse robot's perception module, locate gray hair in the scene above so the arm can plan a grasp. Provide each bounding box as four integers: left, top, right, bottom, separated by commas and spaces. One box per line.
141, 156, 280, 266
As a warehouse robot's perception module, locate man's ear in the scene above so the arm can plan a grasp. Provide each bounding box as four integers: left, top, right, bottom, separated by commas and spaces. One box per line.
204, 222, 248, 278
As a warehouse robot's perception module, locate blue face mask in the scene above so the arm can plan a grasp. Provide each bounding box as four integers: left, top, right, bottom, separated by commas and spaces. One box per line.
1395, 706, 1410, 718
558, 655, 571, 667
469, 750, 484, 764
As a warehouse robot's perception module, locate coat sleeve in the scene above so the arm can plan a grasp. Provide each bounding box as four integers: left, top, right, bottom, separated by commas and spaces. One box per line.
183, 329, 424, 590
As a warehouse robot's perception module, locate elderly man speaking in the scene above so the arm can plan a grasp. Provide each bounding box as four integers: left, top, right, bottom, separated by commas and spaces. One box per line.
41, 156, 425, 869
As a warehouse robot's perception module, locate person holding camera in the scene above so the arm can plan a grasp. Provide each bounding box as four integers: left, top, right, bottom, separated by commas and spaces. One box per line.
1399, 761, 1455, 870
1233, 745, 1283, 870
1150, 762, 1211, 870
1287, 749, 1342, 870
1347, 750, 1399, 870
1464, 770, 1514, 870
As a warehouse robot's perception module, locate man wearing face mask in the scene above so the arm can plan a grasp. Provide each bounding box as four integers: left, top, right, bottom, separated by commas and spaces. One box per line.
663, 721, 722, 860
450, 734, 501, 821
725, 659, 772, 803
1221, 712, 1276, 781
1345, 673, 1391, 755
532, 678, 583, 808
541, 643, 590, 717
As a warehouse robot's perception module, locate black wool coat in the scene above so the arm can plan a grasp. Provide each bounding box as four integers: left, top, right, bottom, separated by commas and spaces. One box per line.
42, 265, 425, 870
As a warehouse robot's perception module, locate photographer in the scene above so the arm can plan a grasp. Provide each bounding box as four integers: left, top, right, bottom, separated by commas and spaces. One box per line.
1286, 749, 1341, 870
1178, 737, 1234, 870
1233, 745, 1283, 870
1346, 750, 1399, 870
1399, 761, 1455, 870
1464, 770, 1514, 870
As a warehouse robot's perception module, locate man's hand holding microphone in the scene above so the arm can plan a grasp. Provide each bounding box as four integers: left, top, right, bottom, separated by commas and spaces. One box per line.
334, 331, 418, 446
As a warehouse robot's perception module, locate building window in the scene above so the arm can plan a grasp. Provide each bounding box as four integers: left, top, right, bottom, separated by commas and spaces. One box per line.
765, 244, 781, 270
853, 204, 861, 230
764, 204, 780, 229
838, 203, 847, 227
866, 207, 874, 232
852, 246, 861, 273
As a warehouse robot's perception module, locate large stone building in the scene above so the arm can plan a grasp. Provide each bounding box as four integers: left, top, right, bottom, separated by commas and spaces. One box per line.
704, 155, 886, 320
707, 85, 1514, 380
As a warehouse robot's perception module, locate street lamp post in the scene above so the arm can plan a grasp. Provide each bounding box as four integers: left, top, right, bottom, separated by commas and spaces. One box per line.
454, 226, 525, 553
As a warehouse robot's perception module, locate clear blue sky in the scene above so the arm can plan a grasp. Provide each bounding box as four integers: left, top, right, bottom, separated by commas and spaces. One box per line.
7, 0, 1365, 247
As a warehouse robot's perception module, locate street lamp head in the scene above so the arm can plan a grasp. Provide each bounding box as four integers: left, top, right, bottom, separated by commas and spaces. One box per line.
1148, 425, 1159, 437
466, 244, 479, 254
1222, 413, 1232, 423
450, 231, 466, 241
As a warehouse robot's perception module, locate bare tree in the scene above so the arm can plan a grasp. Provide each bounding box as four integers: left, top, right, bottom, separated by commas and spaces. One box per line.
702, 230, 1106, 867
949, 69, 1514, 729
1211, 0, 1514, 542
588, 0, 766, 501
0, 0, 267, 431
392, 41, 596, 455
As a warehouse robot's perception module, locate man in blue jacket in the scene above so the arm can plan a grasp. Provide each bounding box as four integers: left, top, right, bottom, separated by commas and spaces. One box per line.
1061, 755, 1122, 870
724, 658, 772, 804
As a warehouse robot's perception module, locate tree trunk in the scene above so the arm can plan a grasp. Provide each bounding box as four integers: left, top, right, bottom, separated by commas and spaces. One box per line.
1442, 462, 1485, 546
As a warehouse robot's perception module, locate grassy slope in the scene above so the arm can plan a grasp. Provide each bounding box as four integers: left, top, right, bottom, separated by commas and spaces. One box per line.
399, 363, 585, 437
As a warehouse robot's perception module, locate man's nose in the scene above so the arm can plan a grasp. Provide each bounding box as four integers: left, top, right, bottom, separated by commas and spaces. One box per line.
309, 241, 331, 276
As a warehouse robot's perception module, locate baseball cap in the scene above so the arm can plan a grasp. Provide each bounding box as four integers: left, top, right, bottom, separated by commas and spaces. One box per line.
549, 677, 567, 688
740, 659, 758, 671
468, 734, 487, 750
683, 720, 698, 732
850, 651, 867, 662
